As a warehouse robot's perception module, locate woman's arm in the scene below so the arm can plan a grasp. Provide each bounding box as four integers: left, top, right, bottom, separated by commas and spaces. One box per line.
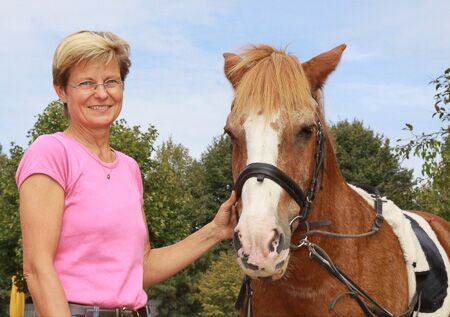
20, 174, 71, 317
142, 192, 236, 288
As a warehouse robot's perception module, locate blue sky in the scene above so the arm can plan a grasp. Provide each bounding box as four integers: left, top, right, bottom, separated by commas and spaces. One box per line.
1, 1, 449, 177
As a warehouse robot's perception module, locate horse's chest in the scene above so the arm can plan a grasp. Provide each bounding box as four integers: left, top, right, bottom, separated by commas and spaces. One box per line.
252, 281, 362, 317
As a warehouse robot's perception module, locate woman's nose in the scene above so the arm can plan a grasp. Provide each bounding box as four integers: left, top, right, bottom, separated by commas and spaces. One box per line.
93, 84, 109, 98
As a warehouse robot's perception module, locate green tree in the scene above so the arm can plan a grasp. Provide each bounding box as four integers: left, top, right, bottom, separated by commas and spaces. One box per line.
191, 135, 232, 230
195, 251, 241, 317
144, 138, 193, 247
146, 139, 209, 317
0, 144, 25, 314
27, 100, 69, 142
411, 137, 449, 219
330, 120, 415, 209
147, 135, 235, 316
396, 68, 449, 219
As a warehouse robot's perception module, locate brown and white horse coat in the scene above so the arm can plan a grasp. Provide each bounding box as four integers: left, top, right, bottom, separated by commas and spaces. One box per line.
223, 44, 450, 316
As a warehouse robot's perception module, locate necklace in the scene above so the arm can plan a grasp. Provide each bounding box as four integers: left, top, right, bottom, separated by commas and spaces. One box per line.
63, 130, 116, 180
101, 149, 116, 180
102, 166, 113, 180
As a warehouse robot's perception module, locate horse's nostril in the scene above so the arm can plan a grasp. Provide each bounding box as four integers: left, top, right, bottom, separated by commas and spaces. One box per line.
277, 233, 285, 254
268, 228, 279, 252
268, 228, 285, 254
233, 230, 242, 251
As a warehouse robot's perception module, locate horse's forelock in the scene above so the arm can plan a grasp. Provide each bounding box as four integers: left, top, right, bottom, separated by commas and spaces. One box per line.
230, 45, 316, 122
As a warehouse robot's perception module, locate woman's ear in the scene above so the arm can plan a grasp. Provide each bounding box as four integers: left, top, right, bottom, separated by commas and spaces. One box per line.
54, 84, 67, 103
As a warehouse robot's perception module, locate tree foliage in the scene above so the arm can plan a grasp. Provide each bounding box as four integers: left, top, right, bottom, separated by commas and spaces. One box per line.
0, 144, 24, 314
396, 68, 450, 219
144, 139, 193, 247
191, 135, 232, 229
26, 100, 69, 143
195, 251, 241, 317
411, 138, 449, 219
145, 139, 205, 316
146, 137, 234, 316
330, 120, 415, 209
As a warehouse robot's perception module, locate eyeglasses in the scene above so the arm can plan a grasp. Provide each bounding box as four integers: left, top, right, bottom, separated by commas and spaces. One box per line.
69, 79, 124, 95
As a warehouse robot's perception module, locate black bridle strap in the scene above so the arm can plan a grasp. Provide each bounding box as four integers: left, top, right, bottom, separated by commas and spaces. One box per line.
309, 241, 420, 317
234, 162, 308, 211
235, 275, 253, 317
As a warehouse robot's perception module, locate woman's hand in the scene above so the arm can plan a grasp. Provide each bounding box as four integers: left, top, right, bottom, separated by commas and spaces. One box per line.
212, 191, 238, 241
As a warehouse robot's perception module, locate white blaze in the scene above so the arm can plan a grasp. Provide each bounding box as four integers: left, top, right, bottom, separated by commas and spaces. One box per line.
240, 111, 283, 231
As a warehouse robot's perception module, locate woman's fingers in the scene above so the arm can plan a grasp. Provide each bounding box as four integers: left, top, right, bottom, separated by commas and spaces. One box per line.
221, 191, 237, 211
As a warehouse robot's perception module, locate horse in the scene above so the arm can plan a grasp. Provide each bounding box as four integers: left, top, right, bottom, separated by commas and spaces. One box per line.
222, 44, 450, 317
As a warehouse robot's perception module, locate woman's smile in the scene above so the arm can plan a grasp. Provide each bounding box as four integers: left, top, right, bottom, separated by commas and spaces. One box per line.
88, 105, 112, 111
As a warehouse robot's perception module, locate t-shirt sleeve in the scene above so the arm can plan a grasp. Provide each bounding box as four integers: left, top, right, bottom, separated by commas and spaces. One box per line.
16, 135, 68, 190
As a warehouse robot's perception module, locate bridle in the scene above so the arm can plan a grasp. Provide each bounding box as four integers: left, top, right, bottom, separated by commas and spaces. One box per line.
233, 119, 326, 227
232, 117, 420, 317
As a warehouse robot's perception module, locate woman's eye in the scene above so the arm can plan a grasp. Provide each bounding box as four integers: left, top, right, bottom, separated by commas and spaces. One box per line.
78, 81, 95, 87
104, 79, 120, 85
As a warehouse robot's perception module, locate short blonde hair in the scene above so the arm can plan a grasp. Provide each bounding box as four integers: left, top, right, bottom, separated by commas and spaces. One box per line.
52, 30, 131, 87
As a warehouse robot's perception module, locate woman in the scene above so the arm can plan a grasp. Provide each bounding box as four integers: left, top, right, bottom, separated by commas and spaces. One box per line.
16, 31, 237, 317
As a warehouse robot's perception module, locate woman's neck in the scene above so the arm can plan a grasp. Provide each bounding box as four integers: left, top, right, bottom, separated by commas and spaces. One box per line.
64, 125, 115, 163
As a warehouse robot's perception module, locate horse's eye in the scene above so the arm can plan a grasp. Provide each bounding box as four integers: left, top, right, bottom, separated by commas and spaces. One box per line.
296, 125, 315, 140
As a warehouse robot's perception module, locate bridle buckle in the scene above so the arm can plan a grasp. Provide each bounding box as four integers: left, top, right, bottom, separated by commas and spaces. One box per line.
291, 236, 312, 250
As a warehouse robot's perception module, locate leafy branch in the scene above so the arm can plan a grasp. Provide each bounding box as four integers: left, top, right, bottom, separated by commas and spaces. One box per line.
396, 68, 450, 179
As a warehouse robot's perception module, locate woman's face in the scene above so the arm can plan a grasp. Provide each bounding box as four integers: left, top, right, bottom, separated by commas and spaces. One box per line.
55, 59, 123, 130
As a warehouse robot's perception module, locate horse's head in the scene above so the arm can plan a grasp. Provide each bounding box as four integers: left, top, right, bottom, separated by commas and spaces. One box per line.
223, 44, 346, 280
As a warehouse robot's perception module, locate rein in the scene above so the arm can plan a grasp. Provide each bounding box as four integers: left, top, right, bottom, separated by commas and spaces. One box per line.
232, 120, 420, 317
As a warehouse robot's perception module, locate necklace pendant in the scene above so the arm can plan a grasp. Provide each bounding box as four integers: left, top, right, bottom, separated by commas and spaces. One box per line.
107, 174, 111, 180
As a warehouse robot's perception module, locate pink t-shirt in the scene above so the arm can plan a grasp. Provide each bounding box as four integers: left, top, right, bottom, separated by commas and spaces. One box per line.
16, 132, 148, 308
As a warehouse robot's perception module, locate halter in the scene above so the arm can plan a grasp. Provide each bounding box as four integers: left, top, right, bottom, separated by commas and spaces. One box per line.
233, 119, 325, 223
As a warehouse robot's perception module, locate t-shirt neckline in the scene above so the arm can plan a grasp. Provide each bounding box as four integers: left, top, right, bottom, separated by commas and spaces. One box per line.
57, 132, 119, 169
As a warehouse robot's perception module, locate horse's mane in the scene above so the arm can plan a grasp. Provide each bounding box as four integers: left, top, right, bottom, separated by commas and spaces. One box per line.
230, 45, 316, 119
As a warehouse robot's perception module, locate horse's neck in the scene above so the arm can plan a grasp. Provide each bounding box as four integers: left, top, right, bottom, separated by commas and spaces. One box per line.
284, 140, 377, 289
307, 136, 375, 234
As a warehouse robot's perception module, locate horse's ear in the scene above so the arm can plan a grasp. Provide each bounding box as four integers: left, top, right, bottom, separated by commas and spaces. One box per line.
302, 44, 346, 92
223, 52, 244, 89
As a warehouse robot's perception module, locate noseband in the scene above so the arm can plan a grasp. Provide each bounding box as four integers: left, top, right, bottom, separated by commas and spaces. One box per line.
233, 120, 325, 223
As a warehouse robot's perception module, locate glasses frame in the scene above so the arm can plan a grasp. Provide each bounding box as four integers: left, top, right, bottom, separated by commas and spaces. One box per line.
68, 79, 124, 95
